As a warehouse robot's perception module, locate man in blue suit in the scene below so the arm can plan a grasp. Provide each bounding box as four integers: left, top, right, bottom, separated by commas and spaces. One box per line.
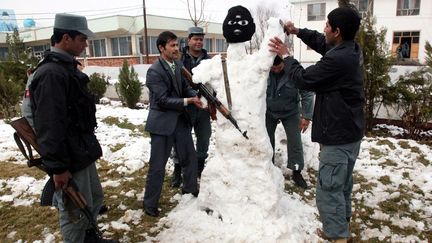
143, 31, 203, 217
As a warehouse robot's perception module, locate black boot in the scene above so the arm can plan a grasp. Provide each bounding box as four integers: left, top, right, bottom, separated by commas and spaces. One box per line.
197, 159, 205, 178
292, 170, 308, 189
84, 228, 119, 243
171, 163, 182, 188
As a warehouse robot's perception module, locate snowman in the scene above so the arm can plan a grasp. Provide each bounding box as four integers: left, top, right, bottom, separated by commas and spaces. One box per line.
193, 5, 286, 217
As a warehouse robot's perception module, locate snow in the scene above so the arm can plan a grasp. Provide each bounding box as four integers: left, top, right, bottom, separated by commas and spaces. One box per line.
0, 18, 431, 243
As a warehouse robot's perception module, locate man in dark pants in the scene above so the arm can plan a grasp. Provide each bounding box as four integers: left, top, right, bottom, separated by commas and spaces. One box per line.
171, 26, 212, 187
29, 13, 118, 243
265, 55, 314, 189
144, 31, 203, 217
270, 7, 364, 243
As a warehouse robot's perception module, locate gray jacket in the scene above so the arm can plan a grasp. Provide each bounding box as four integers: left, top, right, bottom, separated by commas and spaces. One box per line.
145, 58, 197, 136
266, 63, 314, 120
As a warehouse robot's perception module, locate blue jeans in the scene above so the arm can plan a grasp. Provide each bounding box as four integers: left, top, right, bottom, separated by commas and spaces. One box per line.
53, 163, 104, 243
316, 140, 361, 239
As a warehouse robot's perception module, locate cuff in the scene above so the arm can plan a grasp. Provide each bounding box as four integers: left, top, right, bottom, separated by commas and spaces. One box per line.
183, 98, 188, 106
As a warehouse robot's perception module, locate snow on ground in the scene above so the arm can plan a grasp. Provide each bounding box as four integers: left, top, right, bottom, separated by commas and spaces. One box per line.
1, 102, 431, 242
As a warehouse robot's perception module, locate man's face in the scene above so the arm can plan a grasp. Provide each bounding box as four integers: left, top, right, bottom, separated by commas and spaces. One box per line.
188, 35, 204, 52
324, 21, 338, 45
65, 33, 88, 56
271, 62, 284, 73
159, 39, 179, 62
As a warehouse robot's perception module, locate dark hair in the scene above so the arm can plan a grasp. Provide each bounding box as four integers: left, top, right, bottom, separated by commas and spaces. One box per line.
272, 55, 283, 66
156, 31, 177, 53
327, 7, 361, 41
52, 28, 82, 44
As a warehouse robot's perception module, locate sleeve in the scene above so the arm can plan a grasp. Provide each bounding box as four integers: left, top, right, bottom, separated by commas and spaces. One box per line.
284, 55, 343, 93
146, 67, 185, 111
297, 28, 329, 56
31, 70, 71, 174
299, 89, 314, 120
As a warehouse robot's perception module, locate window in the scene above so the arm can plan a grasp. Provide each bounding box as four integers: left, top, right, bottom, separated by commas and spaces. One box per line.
204, 39, 213, 52
353, 0, 374, 17
307, 3, 326, 21
397, 0, 420, 16
216, 39, 226, 52
392, 31, 420, 59
31, 44, 50, 59
89, 39, 106, 57
0, 47, 8, 60
138, 36, 159, 55
111, 36, 132, 56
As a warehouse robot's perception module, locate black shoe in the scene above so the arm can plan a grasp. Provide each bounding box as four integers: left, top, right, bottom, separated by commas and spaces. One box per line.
182, 189, 199, 197
171, 163, 182, 188
144, 206, 160, 217
84, 228, 119, 243
292, 170, 308, 189
98, 204, 108, 215
197, 159, 205, 178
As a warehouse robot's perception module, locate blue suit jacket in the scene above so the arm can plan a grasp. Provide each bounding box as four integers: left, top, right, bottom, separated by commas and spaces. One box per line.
145, 58, 197, 136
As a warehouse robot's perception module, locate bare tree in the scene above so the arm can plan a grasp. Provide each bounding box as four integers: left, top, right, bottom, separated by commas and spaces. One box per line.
187, 0, 206, 26
250, 5, 278, 51
249, 4, 293, 54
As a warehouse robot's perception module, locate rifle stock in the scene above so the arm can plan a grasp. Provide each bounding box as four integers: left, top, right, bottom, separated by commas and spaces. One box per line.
181, 67, 248, 139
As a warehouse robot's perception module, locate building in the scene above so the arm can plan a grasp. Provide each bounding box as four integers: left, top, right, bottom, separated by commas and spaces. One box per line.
288, 0, 431, 64
0, 14, 225, 66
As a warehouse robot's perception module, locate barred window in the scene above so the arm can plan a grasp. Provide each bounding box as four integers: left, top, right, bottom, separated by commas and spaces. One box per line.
307, 3, 326, 21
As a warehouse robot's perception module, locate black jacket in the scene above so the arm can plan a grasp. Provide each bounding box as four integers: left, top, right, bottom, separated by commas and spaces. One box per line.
181, 46, 210, 74
30, 48, 102, 174
285, 28, 365, 145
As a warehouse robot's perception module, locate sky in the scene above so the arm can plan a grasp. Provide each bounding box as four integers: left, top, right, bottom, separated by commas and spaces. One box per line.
1, 0, 292, 28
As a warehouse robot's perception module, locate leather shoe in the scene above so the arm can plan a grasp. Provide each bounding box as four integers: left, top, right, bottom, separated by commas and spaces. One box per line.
292, 170, 308, 189
144, 206, 160, 217
182, 189, 199, 197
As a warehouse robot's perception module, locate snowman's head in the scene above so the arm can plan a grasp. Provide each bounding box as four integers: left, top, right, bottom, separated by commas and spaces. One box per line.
223, 5, 255, 43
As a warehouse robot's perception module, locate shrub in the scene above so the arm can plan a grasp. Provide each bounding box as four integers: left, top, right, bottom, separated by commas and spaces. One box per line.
0, 70, 22, 119
88, 72, 108, 103
117, 59, 141, 109
386, 68, 432, 139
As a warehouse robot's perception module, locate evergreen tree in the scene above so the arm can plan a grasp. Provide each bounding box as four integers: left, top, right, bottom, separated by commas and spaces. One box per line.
117, 59, 141, 108
425, 41, 432, 68
356, 13, 393, 133
88, 72, 108, 104
0, 29, 38, 118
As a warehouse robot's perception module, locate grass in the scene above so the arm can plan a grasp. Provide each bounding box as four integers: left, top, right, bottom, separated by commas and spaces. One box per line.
376, 139, 397, 150
0, 158, 181, 242
0, 161, 46, 180
369, 147, 383, 160
101, 116, 148, 137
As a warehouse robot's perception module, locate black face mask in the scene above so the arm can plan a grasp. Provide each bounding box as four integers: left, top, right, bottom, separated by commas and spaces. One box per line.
223, 5, 256, 43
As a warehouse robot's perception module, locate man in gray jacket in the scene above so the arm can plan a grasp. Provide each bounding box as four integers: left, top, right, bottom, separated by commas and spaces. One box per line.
144, 31, 203, 217
266, 55, 314, 189
270, 7, 364, 243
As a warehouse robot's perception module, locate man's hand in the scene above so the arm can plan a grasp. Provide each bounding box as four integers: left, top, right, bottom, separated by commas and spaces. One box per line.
269, 37, 289, 57
187, 96, 203, 108
299, 118, 310, 133
284, 21, 299, 35
53, 170, 72, 190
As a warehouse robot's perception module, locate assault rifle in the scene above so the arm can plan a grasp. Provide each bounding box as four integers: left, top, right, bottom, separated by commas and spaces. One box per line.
181, 67, 249, 139
9, 117, 103, 239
